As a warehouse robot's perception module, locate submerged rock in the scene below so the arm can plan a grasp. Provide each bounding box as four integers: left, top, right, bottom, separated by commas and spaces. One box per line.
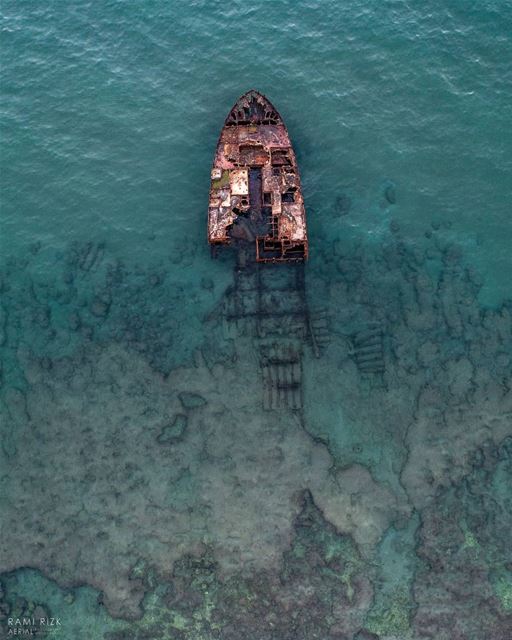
62, 270, 74, 285
384, 182, 396, 204
29, 241, 42, 255
178, 391, 207, 409
32, 305, 51, 328
68, 311, 81, 331
80, 325, 94, 340
390, 219, 400, 233
356, 631, 380, 640
335, 193, 352, 216
147, 272, 164, 288
201, 277, 214, 291
157, 414, 188, 444
90, 297, 110, 317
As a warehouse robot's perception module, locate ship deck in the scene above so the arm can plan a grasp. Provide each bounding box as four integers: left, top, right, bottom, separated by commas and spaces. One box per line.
208, 90, 308, 263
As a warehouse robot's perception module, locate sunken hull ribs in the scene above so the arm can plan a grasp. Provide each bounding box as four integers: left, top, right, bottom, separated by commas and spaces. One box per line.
208, 90, 308, 263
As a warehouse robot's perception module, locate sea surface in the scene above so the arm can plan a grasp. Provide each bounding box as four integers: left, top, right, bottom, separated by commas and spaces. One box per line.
1, 2, 512, 639
2, 1, 512, 305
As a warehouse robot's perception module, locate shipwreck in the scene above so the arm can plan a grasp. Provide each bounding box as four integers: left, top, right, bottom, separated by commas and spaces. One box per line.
208, 90, 308, 263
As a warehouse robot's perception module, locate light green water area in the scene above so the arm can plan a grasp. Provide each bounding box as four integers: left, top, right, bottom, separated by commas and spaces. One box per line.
1, 2, 511, 639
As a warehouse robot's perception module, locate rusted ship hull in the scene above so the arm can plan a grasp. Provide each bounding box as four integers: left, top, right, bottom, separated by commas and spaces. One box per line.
208, 90, 308, 263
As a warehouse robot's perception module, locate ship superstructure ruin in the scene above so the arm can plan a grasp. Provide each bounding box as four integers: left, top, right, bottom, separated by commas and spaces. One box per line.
208, 90, 308, 263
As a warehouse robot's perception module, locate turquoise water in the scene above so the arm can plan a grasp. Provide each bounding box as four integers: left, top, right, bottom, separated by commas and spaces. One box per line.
1, 2, 512, 639
2, 1, 512, 303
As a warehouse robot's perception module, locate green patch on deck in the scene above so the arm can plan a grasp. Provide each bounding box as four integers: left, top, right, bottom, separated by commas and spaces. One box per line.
212, 170, 230, 189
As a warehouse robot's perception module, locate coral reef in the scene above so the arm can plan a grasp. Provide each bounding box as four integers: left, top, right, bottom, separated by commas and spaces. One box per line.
412, 438, 512, 639
1, 224, 511, 637
0, 337, 400, 621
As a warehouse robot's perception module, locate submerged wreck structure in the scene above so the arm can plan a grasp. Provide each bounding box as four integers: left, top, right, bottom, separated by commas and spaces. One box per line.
207, 92, 327, 412
208, 90, 308, 263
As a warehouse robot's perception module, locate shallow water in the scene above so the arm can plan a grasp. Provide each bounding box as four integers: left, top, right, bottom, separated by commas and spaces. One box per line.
1, 2, 512, 639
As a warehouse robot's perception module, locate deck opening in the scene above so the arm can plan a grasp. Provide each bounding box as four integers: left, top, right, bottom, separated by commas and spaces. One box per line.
249, 168, 262, 210
271, 149, 291, 166
281, 189, 296, 203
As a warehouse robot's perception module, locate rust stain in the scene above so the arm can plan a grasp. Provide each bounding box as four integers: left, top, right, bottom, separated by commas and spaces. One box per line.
208, 90, 308, 263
